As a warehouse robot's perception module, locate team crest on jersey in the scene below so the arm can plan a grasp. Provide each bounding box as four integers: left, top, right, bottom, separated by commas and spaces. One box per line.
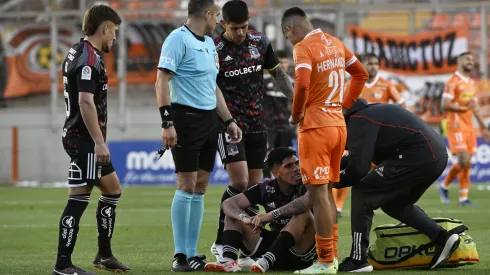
249, 47, 261, 59
374, 90, 383, 100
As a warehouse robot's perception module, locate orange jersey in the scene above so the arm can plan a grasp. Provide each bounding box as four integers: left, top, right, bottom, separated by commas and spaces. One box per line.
442, 71, 477, 130
292, 29, 362, 131
345, 75, 404, 105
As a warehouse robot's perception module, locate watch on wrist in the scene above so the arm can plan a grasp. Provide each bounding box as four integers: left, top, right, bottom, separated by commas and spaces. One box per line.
162, 121, 174, 129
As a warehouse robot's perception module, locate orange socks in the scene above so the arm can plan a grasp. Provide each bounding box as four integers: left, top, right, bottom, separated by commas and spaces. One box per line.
458, 165, 470, 201
443, 163, 462, 188
333, 224, 339, 259
316, 234, 334, 264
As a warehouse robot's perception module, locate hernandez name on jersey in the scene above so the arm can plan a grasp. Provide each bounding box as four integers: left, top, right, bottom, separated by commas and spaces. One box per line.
214, 31, 279, 132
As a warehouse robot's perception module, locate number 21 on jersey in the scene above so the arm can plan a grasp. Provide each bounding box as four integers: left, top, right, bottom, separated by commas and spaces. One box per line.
325, 69, 345, 107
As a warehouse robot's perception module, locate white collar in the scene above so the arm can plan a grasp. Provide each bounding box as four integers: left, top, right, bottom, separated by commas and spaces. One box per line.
364, 74, 380, 89
455, 71, 470, 83
305, 28, 322, 39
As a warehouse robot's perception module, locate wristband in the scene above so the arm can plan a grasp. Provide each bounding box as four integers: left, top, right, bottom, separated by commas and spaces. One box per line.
224, 118, 237, 128
159, 105, 173, 122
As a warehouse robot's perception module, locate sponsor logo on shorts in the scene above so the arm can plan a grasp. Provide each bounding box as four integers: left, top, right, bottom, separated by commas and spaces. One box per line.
314, 166, 329, 180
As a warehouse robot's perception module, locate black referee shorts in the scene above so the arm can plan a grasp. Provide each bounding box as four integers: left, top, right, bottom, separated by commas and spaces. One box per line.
358, 157, 448, 209
171, 103, 219, 173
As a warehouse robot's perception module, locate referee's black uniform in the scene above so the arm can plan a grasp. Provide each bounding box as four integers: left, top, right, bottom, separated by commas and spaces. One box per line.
337, 99, 460, 272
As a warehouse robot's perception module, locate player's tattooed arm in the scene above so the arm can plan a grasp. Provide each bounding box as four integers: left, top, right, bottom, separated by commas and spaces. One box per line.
222, 193, 253, 224
269, 66, 294, 101
271, 192, 312, 219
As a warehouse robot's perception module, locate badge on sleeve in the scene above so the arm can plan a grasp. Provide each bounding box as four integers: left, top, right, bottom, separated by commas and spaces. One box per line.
81, 66, 92, 80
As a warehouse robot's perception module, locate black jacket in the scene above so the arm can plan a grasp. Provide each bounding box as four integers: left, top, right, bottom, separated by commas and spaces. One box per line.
338, 99, 448, 187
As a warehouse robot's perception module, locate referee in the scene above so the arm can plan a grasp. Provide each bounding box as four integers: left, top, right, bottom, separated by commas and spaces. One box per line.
155, 0, 242, 272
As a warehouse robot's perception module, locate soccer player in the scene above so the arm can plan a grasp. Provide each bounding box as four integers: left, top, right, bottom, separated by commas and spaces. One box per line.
204, 148, 316, 273
346, 53, 406, 107
263, 50, 295, 180
439, 52, 490, 205
334, 53, 406, 218
54, 5, 129, 275
212, 0, 295, 261
156, 0, 242, 272
281, 7, 368, 274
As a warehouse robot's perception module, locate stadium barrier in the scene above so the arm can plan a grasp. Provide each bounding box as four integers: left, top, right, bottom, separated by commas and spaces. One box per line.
106, 138, 490, 185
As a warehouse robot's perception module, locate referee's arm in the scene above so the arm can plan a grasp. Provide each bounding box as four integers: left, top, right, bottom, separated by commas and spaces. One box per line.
215, 87, 233, 121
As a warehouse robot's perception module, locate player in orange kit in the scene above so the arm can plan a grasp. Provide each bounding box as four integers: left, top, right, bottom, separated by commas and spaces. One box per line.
439, 52, 490, 206
334, 53, 407, 218
281, 7, 368, 274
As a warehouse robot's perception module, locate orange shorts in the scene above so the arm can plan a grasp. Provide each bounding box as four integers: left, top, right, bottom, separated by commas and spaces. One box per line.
298, 126, 347, 184
447, 129, 477, 155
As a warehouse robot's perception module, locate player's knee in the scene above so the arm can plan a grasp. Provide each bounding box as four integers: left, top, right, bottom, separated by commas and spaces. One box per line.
230, 181, 249, 192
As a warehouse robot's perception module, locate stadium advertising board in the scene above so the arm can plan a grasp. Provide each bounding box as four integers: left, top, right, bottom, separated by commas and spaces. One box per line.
108, 138, 490, 185
108, 140, 230, 185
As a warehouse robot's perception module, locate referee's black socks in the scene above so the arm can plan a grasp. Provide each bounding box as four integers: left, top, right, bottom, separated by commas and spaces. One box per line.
56, 193, 90, 269
96, 193, 121, 257
216, 186, 259, 244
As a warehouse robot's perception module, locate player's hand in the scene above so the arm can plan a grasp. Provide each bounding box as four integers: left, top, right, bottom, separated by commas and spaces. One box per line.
227, 122, 242, 144
289, 113, 304, 125
95, 142, 110, 164
251, 213, 273, 226
482, 128, 490, 142
162, 126, 177, 149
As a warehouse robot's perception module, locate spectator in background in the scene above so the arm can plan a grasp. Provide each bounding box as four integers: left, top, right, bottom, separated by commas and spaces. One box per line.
263, 50, 295, 180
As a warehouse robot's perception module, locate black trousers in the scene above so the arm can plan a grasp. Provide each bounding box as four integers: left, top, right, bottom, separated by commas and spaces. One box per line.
349, 157, 448, 261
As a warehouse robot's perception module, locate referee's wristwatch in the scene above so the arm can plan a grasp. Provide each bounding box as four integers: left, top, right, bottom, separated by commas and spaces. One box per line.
161, 121, 174, 129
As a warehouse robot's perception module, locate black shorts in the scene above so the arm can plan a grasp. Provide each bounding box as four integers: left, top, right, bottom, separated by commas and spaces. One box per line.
267, 128, 293, 150
359, 157, 448, 209
62, 135, 115, 187
171, 103, 219, 173
218, 131, 267, 169
241, 229, 316, 271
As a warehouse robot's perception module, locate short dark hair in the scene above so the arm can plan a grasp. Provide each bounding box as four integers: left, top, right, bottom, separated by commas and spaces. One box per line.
276, 50, 288, 59
266, 147, 297, 169
188, 0, 216, 17
458, 51, 472, 58
222, 0, 249, 23
281, 7, 307, 28
82, 4, 121, 36
361, 52, 378, 63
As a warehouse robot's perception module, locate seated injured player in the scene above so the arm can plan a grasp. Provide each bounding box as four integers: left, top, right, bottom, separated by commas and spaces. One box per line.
205, 147, 317, 273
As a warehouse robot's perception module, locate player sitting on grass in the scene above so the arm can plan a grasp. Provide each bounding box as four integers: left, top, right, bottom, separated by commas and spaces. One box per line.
205, 147, 317, 273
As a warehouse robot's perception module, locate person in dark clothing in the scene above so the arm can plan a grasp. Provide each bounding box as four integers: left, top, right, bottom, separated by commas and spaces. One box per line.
259, 99, 461, 273
334, 98, 460, 272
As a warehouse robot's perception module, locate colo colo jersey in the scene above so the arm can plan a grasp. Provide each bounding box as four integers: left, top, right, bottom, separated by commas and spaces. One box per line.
62, 39, 108, 141
442, 71, 477, 131
215, 31, 279, 132
244, 179, 307, 232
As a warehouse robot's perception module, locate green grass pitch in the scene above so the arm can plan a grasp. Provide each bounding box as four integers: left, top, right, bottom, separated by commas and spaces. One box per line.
0, 184, 488, 274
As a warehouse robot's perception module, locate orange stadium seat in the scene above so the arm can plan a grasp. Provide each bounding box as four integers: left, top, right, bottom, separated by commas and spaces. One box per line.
452, 13, 470, 27
429, 13, 450, 29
